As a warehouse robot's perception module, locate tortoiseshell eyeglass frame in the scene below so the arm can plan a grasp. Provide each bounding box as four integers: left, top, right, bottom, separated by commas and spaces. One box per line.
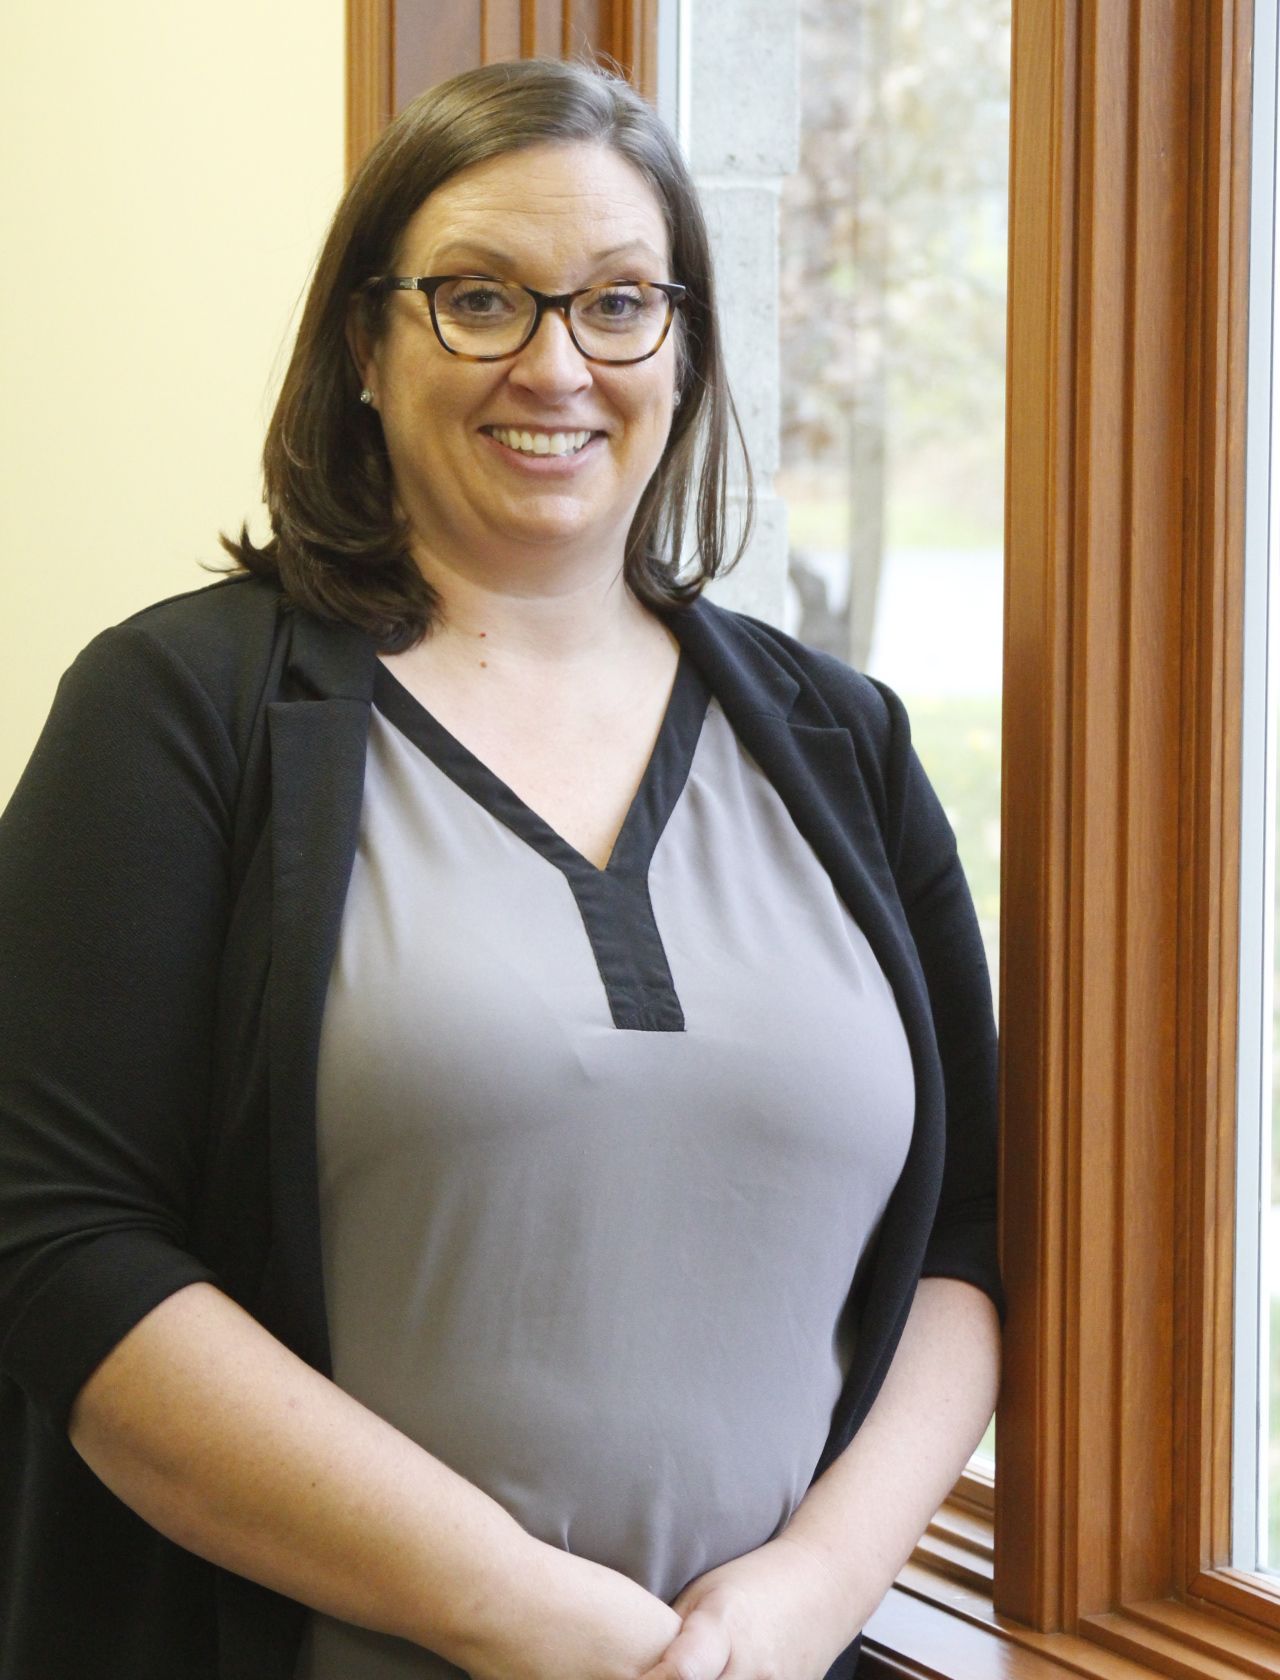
359, 275, 687, 365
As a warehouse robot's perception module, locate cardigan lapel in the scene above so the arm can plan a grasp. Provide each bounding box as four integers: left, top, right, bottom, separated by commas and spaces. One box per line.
668, 598, 925, 1013
670, 598, 946, 1453
256, 611, 378, 1373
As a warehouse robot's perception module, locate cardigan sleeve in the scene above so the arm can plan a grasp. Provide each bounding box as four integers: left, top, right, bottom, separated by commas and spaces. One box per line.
872, 677, 1005, 1325
0, 624, 238, 1431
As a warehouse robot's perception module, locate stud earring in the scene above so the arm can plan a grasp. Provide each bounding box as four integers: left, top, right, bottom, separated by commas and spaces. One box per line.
359, 387, 374, 406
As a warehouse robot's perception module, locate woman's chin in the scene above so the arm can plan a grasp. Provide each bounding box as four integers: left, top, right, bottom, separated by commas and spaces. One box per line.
480, 500, 619, 557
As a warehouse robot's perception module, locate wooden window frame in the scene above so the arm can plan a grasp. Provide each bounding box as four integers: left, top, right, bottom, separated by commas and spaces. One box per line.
347, 0, 393, 178
345, 0, 659, 176
342, 1, 1280, 1672
863, 0, 1280, 1673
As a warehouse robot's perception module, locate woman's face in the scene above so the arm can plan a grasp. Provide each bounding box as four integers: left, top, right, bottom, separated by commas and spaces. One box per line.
353, 141, 680, 586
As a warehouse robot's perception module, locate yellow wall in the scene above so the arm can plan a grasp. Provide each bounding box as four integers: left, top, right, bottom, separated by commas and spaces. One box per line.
0, 0, 345, 804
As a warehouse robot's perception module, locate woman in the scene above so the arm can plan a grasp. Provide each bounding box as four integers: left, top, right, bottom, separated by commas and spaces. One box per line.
0, 57, 1002, 1680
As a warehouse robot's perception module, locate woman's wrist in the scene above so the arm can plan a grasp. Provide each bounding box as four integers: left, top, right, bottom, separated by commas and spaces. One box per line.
447, 1533, 681, 1680
418, 1518, 544, 1664
766, 1527, 880, 1651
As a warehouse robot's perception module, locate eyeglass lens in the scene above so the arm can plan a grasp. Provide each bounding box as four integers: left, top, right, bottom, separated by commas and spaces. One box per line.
432, 279, 670, 361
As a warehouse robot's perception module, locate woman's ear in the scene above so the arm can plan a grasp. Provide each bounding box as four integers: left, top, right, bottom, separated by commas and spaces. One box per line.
346, 298, 378, 405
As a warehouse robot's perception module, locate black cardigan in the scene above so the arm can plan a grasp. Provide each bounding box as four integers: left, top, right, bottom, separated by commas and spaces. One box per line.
0, 575, 1002, 1680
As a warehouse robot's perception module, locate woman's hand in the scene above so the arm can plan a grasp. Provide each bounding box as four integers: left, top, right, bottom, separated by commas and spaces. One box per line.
638, 1533, 861, 1680
457, 1543, 682, 1680
638, 1279, 1002, 1680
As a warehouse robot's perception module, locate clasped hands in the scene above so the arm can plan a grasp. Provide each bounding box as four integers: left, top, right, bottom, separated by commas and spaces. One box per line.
462, 1523, 863, 1680
636, 1532, 860, 1680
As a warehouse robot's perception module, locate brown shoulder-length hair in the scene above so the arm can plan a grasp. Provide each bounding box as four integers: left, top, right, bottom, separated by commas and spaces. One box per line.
223, 56, 753, 651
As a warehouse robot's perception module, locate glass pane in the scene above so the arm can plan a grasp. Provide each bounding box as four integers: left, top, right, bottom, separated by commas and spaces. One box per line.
778, 0, 1010, 1479
1263, 16, 1269, 1538
1266, 515, 1279, 1571
779, 0, 1009, 995
1259, 474, 1278, 1577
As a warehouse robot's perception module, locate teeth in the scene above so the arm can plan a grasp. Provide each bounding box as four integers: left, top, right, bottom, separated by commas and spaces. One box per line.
488, 428, 594, 456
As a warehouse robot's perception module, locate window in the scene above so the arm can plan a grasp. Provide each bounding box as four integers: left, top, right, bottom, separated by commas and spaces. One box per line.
779, 0, 1008, 971
863, 0, 1280, 1672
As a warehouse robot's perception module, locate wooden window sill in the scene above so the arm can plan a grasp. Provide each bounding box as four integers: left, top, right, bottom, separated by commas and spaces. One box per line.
863, 1558, 1280, 1680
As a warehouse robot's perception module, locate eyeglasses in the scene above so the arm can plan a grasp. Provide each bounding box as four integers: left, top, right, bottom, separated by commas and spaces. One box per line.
361, 274, 687, 364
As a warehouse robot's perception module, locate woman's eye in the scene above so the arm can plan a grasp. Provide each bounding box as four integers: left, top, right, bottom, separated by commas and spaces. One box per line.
444, 283, 516, 318
590, 287, 645, 319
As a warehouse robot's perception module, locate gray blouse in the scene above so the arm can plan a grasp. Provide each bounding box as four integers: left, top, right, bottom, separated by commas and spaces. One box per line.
295, 652, 914, 1679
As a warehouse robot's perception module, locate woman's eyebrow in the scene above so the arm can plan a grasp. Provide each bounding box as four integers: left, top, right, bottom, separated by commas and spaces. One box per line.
427, 240, 665, 271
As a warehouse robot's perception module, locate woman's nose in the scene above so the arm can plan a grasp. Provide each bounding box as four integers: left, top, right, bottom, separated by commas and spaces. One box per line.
507, 308, 592, 396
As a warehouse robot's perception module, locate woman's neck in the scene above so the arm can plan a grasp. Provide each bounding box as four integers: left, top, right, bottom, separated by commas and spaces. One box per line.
411, 554, 670, 674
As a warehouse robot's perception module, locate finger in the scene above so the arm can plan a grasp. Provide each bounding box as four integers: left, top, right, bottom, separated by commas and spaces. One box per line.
637, 1606, 733, 1680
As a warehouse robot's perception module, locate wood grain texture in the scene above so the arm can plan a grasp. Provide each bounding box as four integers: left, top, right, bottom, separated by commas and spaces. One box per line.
616, 0, 658, 99
346, 0, 394, 177
1175, 0, 1253, 1625
993, 0, 1269, 1661
349, 0, 653, 158
863, 1571, 1280, 1680
996, 0, 1078, 1626
997, 0, 1186, 1622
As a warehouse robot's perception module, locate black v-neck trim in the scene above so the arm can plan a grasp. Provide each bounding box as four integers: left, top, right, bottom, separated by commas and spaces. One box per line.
371, 651, 710, 1032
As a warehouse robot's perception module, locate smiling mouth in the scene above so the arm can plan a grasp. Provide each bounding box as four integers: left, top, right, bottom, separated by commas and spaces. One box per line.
483, 427, 598, 457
